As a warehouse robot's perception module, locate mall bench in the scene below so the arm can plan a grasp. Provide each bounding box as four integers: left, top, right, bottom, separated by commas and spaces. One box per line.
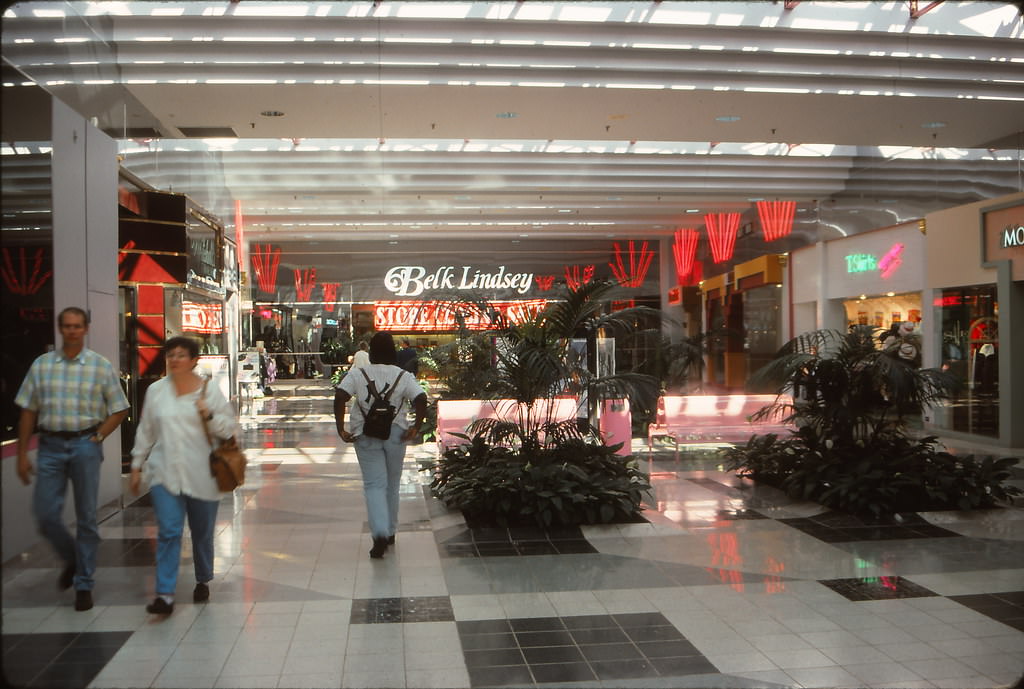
647, 394, 793, 451
436, 397, 579, 452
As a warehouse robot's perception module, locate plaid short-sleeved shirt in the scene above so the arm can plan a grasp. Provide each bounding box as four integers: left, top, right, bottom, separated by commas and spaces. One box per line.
14, 348, 130, 432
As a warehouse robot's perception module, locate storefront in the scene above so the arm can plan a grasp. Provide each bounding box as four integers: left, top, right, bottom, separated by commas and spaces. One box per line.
788, 220, 926, 342
700, 254, 785, 389
119, 189, 237, 465
924, 192, 1024, 447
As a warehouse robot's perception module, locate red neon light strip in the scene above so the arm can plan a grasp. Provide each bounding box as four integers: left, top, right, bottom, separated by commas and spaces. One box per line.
534, 275, 555, 291
1, 247, 52, 295
705, 213, 740, 263
251, 243, 281, 294
756, 200, 796, 242
321, 282, 339, 312
609, 241, 654, 287
564, 264, 595, 291
294, 267, 317, 302
672, 229, 700, 282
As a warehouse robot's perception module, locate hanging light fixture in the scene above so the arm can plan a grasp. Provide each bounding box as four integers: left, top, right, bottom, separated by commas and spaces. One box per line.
672, 229, 700, 283
294, 267, 317, 302
705, 213, 741, 263
321, 282, 340, 312
757, 200, 796, 241
609, 240, 654, 287
251, 243, 281, 294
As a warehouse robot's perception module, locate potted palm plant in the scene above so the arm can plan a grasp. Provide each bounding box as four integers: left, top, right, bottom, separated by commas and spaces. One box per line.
426, 279, 661, 527
723, 325, 1020, 516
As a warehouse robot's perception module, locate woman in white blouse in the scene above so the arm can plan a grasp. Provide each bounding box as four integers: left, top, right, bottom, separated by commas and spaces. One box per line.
129, 337, 237, 615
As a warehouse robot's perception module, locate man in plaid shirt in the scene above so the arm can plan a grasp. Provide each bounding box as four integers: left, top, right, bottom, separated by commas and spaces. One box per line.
15, 307, 129, 612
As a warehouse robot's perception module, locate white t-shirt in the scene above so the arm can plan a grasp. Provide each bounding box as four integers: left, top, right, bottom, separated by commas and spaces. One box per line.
337, 363, 423, 436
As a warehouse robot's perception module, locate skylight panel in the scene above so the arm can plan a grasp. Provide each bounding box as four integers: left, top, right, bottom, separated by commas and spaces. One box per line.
150, 7, 185, 16
135, 36, 174, 42
513, 4, 554, 21
395, 3, 471, 19
222, 36, 297, 42
32, 9, 66, 17
232, 4, 309, 16
648, 9, 711, 25
54, 37, 90, 43
556, 5, 612, 22
382, 37, 453, 44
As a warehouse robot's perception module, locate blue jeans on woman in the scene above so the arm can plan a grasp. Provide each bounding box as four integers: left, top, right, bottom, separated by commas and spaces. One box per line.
33, 434, 103, 591
149, 484, 218, 596
353, 425, 407, 540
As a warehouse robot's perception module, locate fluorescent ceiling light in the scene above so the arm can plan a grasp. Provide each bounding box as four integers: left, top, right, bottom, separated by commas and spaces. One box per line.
233, 4, 309, 16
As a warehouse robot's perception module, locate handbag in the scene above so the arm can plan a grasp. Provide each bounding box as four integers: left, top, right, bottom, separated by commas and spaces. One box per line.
199, 380, 246, 492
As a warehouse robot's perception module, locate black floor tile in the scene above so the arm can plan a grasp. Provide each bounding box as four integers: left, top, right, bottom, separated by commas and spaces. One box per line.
590, 657, 658, 680
819, 576, 939, 601
529, 661, 597, 683
464, 647, 527, 668
458, 619, 513, 634
521, 645, 584, 664
1, 631, 132, 689
349, 595, 454, 623
467, 664, 533, 687
457, 611, 714, 685
779, 512, 963, 544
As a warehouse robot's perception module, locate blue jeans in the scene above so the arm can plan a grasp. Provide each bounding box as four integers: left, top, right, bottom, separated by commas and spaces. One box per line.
354, 425, 407, 539
149, 484, 219, 596
33, 434, 103, 591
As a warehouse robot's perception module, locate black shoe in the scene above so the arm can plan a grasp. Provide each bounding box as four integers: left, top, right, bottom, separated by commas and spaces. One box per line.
386, 535, 395, 546
146, 597, 174, 615
74, 590, 93, 612
58, 564, 75, 591
369, 537, 388, 559
193, 582, 210, 603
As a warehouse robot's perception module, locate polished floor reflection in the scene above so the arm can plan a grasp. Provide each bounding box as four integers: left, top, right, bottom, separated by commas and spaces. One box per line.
2, 381, 1023, 688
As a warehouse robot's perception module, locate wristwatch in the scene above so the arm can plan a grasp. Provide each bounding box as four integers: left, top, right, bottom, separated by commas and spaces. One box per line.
92, 431, 105, 443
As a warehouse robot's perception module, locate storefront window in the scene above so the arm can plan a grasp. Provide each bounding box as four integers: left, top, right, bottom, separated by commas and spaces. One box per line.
744, 285, 782, 376
933, 284, 999, 437
1, 115, 53, 441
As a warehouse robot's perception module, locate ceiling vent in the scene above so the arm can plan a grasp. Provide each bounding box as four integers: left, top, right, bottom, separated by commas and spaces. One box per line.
178, 126, 237, 138
101, 127, 162, 139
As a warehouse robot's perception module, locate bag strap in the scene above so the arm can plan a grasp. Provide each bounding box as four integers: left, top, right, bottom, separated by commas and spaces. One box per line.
359, 368, 402, 405
198, 379, 215, 447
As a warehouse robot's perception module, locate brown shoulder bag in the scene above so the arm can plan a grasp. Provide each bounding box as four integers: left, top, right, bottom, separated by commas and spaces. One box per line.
200, 380, 247, 492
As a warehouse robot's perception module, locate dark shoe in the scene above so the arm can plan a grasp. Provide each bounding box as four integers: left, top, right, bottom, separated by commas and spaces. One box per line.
146, 597, 174, 615
193, 582, 210, 603
369, 537, 388, 559
386, 535, 395, 546
74, 590, 93, 612
58, 564, 75, 591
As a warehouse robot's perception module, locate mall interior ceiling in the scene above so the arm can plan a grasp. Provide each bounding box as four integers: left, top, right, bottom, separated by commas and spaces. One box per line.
2, 1, 1023, 281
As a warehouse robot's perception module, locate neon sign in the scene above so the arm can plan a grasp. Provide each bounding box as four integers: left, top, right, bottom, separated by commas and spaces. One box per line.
845, 243, 905, 279
374, 299, 547, 332
384, 265, 533, 297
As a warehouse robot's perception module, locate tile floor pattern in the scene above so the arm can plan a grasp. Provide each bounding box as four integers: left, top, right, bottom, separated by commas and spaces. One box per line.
1, 380, 1022, 688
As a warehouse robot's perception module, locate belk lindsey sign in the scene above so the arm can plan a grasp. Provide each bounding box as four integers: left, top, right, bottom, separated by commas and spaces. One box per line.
384, 265, 534, 297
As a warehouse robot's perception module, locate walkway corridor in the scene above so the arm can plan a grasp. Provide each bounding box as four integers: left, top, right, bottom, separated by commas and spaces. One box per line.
3, 381, 1023, 688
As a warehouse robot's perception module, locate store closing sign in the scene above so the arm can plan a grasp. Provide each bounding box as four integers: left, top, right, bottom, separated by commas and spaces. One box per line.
845, 243, 905, 279
375, 299, 546, 331
182, 301, 224, 334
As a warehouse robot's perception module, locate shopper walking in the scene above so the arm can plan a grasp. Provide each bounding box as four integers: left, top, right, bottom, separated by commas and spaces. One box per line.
129, 336, 237, 615
334, 332, 426, 559
396, 337, 419, 375
15, 306, 130, 611
350, 340, 370, 369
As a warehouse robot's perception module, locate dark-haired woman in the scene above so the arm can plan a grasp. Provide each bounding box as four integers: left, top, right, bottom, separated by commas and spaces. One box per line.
130, 337, 237, 615
334, 332, 426, 559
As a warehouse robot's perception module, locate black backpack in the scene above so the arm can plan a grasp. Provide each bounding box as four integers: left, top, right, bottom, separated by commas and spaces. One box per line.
359, 369, 401, 440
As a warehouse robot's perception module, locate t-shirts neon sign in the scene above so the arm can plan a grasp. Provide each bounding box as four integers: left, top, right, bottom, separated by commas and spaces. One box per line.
845, 243, 904, 279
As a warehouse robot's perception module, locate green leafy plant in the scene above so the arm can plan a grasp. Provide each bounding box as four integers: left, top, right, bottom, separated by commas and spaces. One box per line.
423, 279, 661, 526
722, 326, 1019, 517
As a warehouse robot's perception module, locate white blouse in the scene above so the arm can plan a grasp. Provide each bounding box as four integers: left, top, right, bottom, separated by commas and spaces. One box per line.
130, 376, 238, 501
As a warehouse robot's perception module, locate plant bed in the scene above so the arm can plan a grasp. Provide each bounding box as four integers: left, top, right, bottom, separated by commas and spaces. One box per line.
722, 429, 1021, 517
425, 436, 652, 529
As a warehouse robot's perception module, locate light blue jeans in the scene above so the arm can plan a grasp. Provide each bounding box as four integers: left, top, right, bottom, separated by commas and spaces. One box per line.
33, 434, 103, 591
354, 425, 407, 539
149, 484, 219, 596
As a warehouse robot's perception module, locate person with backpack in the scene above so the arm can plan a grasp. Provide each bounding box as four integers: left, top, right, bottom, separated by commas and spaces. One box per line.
333, 332, 426, 559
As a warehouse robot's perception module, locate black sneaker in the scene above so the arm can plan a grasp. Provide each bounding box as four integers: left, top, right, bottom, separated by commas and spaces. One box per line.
386, 535, 395, 546
58, 564, 75, 591
146, 597, 174, 615
193, 582, 210, 603
74, 590, 93, 612
369, 537, 388, 559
